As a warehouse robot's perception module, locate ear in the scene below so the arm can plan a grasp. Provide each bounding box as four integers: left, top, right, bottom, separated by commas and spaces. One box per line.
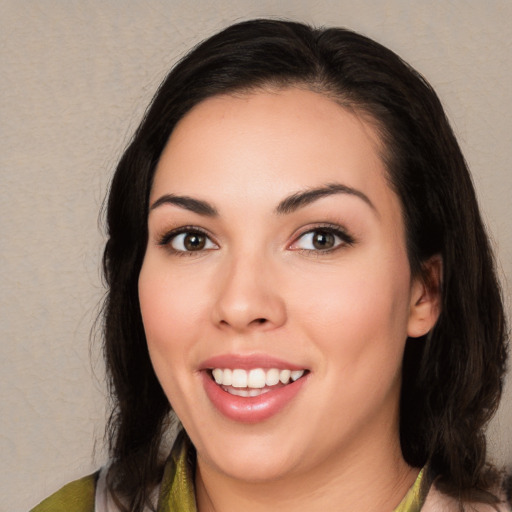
407, 255, 442, 338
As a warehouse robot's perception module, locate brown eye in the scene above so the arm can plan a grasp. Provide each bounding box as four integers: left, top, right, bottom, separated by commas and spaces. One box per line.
183, 233, 206, 251
290, 226, 354, 253
311, 231, 335, 250
169, 231, 217, 252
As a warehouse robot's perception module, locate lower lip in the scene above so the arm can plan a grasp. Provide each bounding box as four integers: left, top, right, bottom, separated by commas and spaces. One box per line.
202, 372, 308, 423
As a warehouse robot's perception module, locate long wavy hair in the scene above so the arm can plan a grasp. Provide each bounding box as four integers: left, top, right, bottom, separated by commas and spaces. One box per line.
101, 19, 508, 511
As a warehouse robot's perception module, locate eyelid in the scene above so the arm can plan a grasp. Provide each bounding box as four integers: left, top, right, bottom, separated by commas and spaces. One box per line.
157, 225, 219, 253
155, 223, 354, 254
288, 223, 355, 252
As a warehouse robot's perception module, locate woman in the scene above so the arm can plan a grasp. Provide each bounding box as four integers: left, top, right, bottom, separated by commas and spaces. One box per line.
32, 19, 509, 512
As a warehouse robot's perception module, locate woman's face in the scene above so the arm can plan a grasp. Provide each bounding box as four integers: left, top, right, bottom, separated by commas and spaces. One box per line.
139, 88, 437, 483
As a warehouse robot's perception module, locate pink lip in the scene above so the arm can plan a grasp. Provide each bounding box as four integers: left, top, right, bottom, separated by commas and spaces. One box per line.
200, 353, 306, 371
201, 370, 309, 424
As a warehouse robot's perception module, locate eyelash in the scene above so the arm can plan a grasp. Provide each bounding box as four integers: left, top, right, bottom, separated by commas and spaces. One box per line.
290, 224, 355, 254
157, 225, 217, 257
156, 223, 355, 256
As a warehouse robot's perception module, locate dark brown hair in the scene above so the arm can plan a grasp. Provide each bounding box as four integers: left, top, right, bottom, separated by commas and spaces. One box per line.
101, 19, 508, 511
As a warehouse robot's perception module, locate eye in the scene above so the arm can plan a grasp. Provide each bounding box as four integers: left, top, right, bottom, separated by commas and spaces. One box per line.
290, 227, 354, 252
159, 228, 218, 253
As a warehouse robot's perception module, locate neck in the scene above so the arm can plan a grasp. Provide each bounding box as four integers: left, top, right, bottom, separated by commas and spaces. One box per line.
195, 428, 418, 512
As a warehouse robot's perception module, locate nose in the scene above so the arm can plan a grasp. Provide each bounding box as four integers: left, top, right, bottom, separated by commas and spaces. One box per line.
211, 254, 287, 332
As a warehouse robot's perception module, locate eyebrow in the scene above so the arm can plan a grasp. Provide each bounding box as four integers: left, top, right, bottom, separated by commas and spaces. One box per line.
149, 182, 375, 217
275, 183, 376, 215
150, 194, 218, 216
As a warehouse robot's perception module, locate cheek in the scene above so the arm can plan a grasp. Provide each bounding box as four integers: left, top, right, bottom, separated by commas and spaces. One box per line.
290, 253, 412, 374
138, 258, 207, 387
139, 259, 206, 341
138, 260, 210, 421
289, 260, 412, 433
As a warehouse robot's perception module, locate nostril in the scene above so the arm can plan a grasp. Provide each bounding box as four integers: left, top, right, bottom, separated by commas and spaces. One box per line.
218, 318, 267, 328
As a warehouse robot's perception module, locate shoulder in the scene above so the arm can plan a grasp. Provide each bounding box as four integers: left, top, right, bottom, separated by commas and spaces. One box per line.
422, 484, 511, 512
30, 473, 98, 512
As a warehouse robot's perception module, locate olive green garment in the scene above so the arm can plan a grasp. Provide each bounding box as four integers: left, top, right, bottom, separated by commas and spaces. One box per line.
30, 473, 97, 512
30, 434, 425, 512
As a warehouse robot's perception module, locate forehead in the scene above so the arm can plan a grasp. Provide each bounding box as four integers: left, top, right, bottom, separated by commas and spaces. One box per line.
151, 88, 394, 216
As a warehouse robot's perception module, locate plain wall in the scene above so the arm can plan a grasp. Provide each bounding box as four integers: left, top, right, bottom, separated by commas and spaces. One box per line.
1, 1, 510, 511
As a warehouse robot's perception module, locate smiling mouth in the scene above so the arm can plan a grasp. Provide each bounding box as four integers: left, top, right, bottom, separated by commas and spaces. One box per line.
209, 368, 307, 397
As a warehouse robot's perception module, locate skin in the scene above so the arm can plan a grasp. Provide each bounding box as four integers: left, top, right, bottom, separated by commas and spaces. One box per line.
138, 88, 441, 512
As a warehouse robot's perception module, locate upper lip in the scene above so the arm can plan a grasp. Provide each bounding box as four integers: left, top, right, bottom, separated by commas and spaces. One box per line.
199, 354, 307, 371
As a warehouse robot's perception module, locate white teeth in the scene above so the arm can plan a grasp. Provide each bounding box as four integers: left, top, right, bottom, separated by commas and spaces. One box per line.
223, 368, 232, 386
213, 367, 234, 386
248, 368, 266, 388
226, 387, 272, 397
212, 368, 223, 384
265, 368, 280, 386
279, 369, 291, 384
211, 367, 306, 388
231, 369, 247, 388
291, 370, 305, 381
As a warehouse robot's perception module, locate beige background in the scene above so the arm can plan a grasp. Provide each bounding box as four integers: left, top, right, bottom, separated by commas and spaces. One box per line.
1, 1, 511, 511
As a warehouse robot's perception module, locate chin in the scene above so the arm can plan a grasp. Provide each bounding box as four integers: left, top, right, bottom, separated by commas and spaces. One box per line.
212, 454, 300, 483
194, 430, 309, 483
